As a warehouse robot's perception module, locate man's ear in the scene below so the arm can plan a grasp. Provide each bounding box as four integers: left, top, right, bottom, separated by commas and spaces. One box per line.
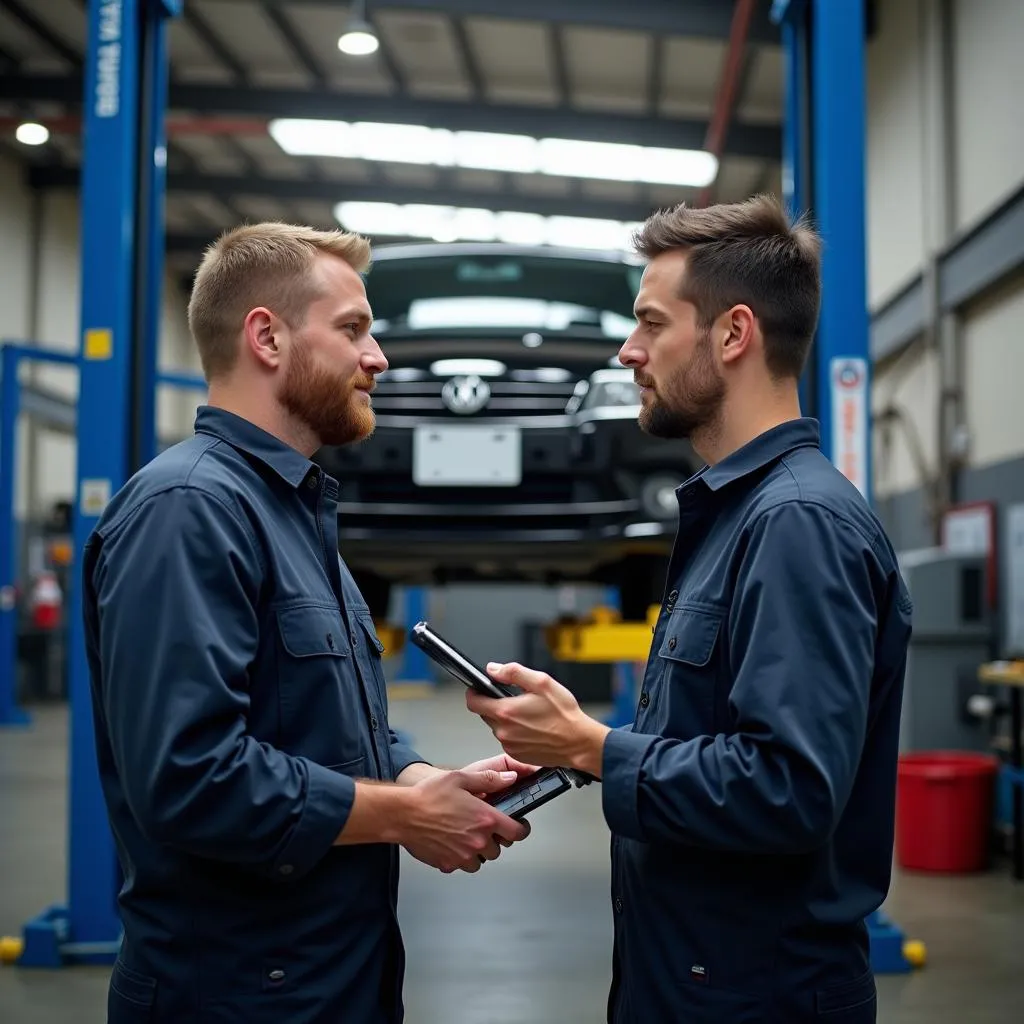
242, 307, 283, 370
719, 305, 756, 366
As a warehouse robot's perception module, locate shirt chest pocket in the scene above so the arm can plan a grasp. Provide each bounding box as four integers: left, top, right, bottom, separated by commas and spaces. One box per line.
656, 605, 725, 736
274, 603, 364, 764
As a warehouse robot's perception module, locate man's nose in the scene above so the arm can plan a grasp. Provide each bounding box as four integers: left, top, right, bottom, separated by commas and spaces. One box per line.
617, 332, 646, 368
363, 335, 389, 374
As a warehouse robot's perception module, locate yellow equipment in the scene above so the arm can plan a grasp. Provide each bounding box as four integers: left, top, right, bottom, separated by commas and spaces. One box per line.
544, 604, 659, 663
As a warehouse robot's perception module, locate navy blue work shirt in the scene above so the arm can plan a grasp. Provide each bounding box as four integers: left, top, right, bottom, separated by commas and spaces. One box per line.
82, 406, 426, 1024
601, 418, 913, 1024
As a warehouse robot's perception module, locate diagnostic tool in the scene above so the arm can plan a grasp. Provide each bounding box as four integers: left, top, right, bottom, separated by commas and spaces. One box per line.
409, 620, 593, 817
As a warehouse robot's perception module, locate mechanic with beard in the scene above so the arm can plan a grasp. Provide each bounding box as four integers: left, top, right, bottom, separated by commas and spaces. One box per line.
82, 223, 533, 1024
466, 195, 913, 1023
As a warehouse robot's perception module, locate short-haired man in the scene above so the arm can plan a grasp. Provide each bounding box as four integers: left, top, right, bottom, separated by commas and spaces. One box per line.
467, 195, 913, 1023
83, 223, 532, 1024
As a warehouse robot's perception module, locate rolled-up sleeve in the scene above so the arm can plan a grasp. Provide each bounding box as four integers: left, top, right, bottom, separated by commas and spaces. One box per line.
389, 735, 429, 780
602, 501, 879, 853
91, 485, 354, 880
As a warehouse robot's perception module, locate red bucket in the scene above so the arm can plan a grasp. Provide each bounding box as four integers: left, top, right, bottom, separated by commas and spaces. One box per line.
896, 751, 999, 873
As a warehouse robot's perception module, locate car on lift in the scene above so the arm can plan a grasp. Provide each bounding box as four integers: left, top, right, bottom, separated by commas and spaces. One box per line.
313, 242, 700, 621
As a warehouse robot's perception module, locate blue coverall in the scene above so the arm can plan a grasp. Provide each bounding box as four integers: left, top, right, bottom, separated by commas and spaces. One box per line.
83, 406, 425, 1023
600, 418, 913, 1023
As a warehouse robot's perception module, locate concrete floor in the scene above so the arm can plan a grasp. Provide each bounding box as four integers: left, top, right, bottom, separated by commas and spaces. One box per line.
2, 688, 1023, 1023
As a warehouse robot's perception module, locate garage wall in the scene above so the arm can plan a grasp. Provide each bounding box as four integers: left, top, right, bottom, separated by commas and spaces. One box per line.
866, 0, 1024, 560
0, 155, 201, 518
865, 0, 926, 309
951, 0, 1024, 232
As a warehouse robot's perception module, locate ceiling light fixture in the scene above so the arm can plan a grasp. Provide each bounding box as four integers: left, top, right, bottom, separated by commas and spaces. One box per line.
338, 0, 379, 56
270, 119, 718, 188
334, 200, 644, 251
15, 122, 49, 146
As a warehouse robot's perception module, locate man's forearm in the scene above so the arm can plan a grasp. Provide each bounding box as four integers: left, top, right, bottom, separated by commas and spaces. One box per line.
334, 781, 414, 846
396, 762, 445, 785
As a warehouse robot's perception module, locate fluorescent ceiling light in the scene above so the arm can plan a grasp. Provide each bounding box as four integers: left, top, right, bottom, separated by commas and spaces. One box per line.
271, 119, 717, 188
15, 122, 49, 146
430, 359, 506, 377
335, 200, 643, 251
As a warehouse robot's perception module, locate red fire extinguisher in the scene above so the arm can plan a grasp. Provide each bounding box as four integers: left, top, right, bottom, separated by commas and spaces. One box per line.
29, 571, 63, 630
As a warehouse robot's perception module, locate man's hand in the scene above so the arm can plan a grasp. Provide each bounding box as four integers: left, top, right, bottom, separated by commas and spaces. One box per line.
397, 768, 530, 875
465, 662, 611, 778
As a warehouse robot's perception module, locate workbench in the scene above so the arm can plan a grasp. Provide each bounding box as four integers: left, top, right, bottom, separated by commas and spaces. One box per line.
977, 661, 1024, 880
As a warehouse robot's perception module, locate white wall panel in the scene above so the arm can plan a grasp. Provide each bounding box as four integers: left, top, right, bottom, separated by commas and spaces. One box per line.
0, 159, 195, 517
871, 340, 938, 498
0, 156, 31, 342
961, 271, 1024, 468
952, 0, 1024, 231
865, 0, 926, 308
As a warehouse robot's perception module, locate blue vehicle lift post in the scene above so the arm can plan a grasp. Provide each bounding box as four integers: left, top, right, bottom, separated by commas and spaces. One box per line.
771, 0, 922, 975
0, 343, 81, 730
12, 0, 183, 968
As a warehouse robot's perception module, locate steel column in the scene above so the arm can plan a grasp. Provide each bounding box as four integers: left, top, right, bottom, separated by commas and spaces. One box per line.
65, 0, 147, 962
808, 0, 872, 504
17, 0, 182, 968
0, 345, 27, 727
773, 0, 920, 974
398, 586, 432, 683
775, 0, 813, 416
0, 344, 80, 731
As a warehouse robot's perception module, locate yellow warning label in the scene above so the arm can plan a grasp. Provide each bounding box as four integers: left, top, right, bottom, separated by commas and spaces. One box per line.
84, 328, 113, 360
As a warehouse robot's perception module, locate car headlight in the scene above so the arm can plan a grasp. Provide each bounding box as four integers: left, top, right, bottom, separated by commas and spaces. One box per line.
578, 369, 640, 410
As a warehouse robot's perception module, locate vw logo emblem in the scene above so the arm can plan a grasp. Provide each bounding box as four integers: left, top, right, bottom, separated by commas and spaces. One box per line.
442, 374, 490, 415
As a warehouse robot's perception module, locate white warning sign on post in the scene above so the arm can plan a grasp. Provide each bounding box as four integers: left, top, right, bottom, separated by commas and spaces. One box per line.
830, 357, 868, 498
80, 478, 112, 518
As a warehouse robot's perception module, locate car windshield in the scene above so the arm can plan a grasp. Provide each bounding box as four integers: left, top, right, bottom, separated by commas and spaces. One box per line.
363, 251, 644, 339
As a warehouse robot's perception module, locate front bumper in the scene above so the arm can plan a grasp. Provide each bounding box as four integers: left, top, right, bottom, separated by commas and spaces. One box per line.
319, 415, 687, 571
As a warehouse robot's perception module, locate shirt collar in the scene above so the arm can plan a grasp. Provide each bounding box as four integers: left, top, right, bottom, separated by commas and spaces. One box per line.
193, 405, 319, 490
698, 417, 821, 492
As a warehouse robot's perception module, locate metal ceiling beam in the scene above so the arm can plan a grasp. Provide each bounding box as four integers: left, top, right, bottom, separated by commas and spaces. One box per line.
261, 0, 780, 42
30, 164, 661, 224
0, 75, 780, 158
0, 0, 82, 67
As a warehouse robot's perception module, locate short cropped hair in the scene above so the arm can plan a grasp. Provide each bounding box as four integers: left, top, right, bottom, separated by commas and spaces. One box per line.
632, 194, 822, 379
187, 222, 372, 381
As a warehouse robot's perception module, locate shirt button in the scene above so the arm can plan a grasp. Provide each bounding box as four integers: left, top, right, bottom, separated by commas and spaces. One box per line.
668, 637, 677, 650
370, 715, 379, 731
614, 897, 624, 914
268, 969, 285, 982
639, 691, 650, 708
350, 631, 358, 646
326, 632, 335, 650
279, 864, 293, 875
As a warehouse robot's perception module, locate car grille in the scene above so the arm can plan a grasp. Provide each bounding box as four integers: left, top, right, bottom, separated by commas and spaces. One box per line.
370, 377, 580, 418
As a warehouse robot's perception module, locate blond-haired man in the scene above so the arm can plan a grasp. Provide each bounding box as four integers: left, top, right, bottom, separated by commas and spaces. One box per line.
82, 223, 531, 1024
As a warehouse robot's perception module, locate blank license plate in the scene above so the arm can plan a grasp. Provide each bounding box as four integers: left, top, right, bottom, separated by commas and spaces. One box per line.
413, 425, 522, 486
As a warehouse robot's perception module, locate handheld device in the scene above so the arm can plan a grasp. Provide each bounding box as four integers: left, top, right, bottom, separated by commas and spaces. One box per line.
409, 620, 594, 810
409, 620, 517, 699
485, 767, 572, 820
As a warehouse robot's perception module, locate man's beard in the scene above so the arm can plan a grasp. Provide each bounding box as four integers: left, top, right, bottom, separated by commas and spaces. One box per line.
279, 342, 376, 447
637, 329, 725, 440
